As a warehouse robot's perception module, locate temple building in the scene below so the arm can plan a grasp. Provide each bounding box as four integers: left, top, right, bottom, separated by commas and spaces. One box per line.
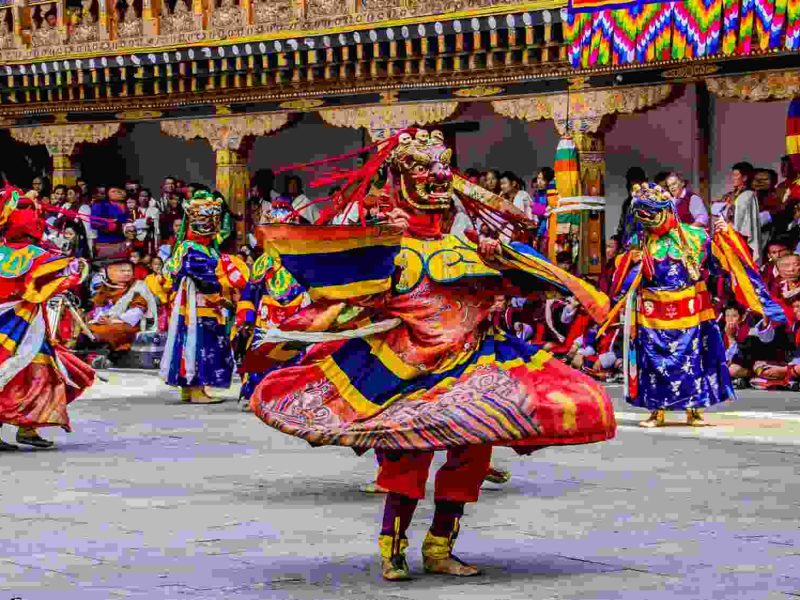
0, 0, 796, 274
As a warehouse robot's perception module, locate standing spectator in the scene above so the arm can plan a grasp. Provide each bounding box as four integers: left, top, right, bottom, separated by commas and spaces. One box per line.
157, 176, 177, 212
158, 193, 183, 243
616, 167, 647, 241
91, 185, 128, 258
31, 176, 49, 201
713, 162, 762, 263
287, 175, 317, 224
500, 171, 532, 219
665, 172, 708, 227
776, 155, 796, 205
533, 167, 554, 237
51, 184, 67, 206
483, 169, 501, 195
598, 235, 622, 294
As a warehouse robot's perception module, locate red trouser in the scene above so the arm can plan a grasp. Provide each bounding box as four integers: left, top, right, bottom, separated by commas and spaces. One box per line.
376, 445, 493, 502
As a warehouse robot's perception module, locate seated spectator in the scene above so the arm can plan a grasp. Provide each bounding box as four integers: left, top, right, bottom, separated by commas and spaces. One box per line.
722, 303, 751, 364
729, 313, 793, 387
761, 237, 791, 297
776, 253, 800, 303
749, 296, 800, 389
129, 249, 150, 280
86, 256, 159, 363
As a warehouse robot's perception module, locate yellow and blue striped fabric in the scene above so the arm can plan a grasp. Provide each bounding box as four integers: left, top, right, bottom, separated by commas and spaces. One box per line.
258, 225, 403, 301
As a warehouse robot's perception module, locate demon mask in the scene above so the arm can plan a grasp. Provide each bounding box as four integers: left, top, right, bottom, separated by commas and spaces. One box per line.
183, 192, 223, 239
389, 129, 454, 213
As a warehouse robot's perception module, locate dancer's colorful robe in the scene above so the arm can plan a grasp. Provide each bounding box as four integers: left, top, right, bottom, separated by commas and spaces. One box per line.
160, 240, 248, 388
609, 224, 785, 410
0, 244, 95, 430
251, 227, 615, 454
236, 252, 309, 401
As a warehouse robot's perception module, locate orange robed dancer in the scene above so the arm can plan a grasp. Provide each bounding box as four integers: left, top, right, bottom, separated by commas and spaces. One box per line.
0, 187, 95, 450
248, 129, 615, 581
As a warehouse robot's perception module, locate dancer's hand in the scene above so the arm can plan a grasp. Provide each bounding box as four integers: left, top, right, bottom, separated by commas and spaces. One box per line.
630, 249, 643, 263
378, 208, 410, 233
478, 236, 501, 260
714, 216, 728, 232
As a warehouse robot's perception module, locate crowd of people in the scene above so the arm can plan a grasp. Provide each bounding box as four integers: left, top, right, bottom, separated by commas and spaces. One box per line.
16, 154, 800, 392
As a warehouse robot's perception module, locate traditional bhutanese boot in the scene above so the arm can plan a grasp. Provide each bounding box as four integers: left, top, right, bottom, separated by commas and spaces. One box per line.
379, 532, 410, 581
379, 493, 417, 581
189, 387, 224, 404
422, 501, 480, 577
180, 387, 192, 403
686, 408, 705, 427
361, 480, 389, 494
639, 410, 665, 428
484, 465, 511, 484
16, 427, 54, 449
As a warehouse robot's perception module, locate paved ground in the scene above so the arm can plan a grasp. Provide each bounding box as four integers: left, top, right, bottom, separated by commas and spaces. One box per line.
1, 371, 800, 600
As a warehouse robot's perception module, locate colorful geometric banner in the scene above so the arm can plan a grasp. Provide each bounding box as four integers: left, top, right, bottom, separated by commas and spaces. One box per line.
567, 0, 800, 65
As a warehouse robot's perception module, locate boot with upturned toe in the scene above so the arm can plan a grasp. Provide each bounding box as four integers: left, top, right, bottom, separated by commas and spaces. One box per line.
379, 534, 411, 581
16, 428, 54, 449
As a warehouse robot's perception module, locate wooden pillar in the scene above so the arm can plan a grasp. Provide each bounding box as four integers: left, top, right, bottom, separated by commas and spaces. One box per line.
695, 82, 711, 204
572, 129, 607, 277
215, 146, 249, 248
51, 151, 80, 187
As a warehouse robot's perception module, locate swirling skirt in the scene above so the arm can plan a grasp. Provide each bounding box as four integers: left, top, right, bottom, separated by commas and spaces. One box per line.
251, 333, 615, 453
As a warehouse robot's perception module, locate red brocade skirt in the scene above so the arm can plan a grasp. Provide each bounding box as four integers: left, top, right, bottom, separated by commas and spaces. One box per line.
251, 332, 616, 454
0, 348, 95, 431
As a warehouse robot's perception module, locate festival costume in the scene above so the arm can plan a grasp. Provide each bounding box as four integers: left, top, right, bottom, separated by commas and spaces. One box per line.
606, 183, 785, 427
160, 192, 248, 404
248, 129, 616, 580
0, 188, 95, 448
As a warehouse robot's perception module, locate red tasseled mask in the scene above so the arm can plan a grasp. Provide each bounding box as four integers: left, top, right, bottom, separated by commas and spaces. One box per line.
5, 205, 44, 243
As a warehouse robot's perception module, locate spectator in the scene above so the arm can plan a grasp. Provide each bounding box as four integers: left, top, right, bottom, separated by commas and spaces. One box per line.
483, 169, 501, 195
776, 155, 795, 205
665, 172, 708, 227
598, 235, 622, 294
713, 162, 761, 263
124, 179, 140, 200
87, 256, 157, 364
616, 167, 647, 241
286, 175, 317, 224
129, 248, 150, 280
653, 171, 670, 189
500, 171, 532, 219
91, 185, 128, 258
762, 237, 792, 296
776, 253, 800, 302
51, 184, 67, 206
158, 194, 183, 243
157, 176, 177, 212
533, 167, 555, 235
722, 303, 751, 365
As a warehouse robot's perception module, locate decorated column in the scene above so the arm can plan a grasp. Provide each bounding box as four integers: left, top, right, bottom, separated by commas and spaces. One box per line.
9, 122, 121, 187
160, 112, 290, 247
215, 146, 251, 246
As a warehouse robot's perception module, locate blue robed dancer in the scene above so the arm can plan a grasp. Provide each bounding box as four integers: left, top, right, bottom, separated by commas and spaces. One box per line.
160, 191, 248, 404
602, 182, 786, 427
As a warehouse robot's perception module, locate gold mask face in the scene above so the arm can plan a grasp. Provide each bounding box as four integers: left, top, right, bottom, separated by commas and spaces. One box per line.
390, 129, 453, 212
